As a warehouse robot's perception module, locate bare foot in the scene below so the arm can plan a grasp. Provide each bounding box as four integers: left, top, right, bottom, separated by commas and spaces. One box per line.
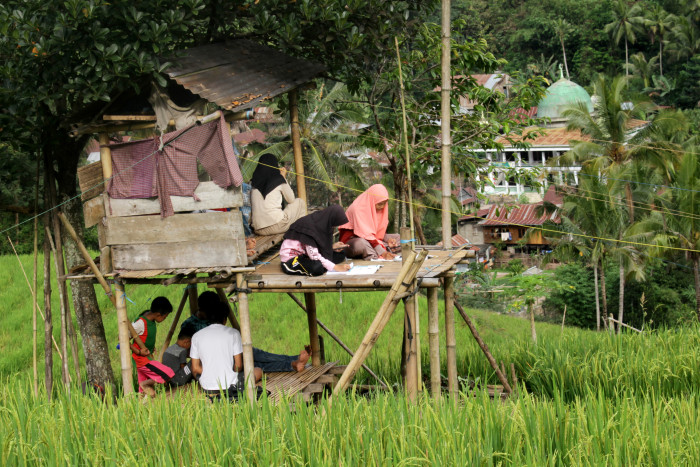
292, 348, 311, 372
139, 380, 156, 398
246, 237, 257, 250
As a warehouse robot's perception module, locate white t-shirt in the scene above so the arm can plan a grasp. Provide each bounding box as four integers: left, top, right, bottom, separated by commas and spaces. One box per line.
190, 324, 243, 391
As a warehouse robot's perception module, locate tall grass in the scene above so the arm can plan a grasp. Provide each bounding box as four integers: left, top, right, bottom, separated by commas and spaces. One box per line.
1, 377, 700, 465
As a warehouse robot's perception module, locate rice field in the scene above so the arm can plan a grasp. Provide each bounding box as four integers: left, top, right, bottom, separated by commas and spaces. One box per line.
1, 252, 699, 464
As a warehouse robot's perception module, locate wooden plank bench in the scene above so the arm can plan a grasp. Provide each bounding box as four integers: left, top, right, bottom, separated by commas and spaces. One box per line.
258, 361, 337, 403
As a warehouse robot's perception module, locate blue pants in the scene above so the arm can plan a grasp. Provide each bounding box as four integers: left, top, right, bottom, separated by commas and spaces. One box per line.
252, 347, 298, 372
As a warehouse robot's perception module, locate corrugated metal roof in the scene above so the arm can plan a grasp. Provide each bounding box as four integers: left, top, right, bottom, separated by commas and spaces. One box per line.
166, 40, 325, 112
480, 203, 560, 226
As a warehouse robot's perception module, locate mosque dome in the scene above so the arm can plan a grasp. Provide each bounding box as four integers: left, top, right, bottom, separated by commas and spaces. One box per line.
536, 76, 593, 120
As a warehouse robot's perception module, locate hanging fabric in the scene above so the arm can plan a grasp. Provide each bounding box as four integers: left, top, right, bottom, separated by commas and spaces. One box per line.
107, 114, 243, 217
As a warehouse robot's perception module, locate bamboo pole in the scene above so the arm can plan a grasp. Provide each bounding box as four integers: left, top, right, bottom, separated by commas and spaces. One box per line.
608, 316, 643, 333
285, 292, 388, 388
32, 158, 39, 397
453, 300, 512, 393
45, 224, 73, 388
43, 233, 53, 400
414, 294, 422, 393
289, 89, 307, 206
57, 212, 147, 352
113, 279, 134, 395
400, 227, 418, 400
331, 250, 427, 398
444, 274, 457, 395
9, 234, 66, 361
157, 289, 189, 360
561, 304, 567, 333
215, 288, 241, 331
427, 287, 441, 398
187, 281, 199, 316
395, 38, 415, 238
98, 133, 112, 181
236, 273, 256, 405
305, 293, 321, 367
440, 0, 453, 248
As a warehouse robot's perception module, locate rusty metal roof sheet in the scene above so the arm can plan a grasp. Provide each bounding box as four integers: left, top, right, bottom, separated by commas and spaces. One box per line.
480, 203, 560, 226
166, 40, 325, 112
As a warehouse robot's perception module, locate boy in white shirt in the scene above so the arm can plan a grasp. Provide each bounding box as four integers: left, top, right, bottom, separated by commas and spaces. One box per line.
190, 302, 262, 400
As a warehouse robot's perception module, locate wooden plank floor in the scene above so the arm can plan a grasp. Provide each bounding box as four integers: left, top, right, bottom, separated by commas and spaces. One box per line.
247, 248, 468, 290
259, 362, 337, 404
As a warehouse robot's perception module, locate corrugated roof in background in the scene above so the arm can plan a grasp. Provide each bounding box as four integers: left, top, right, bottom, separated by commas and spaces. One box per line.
480, 203, 560, 226
166, 40, 325, 112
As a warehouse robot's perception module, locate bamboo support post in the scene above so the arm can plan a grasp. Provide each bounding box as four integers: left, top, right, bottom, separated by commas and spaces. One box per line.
289, 89, 307, 206
45, 225, 74, 388
285, 292, 388, 388
305, 293, 321, 367
440, 0, 453, 248
454, 300, 512, 393
157, 289, 189, 360
99, 133, 112, 180
114, 279, 134, 395
9, 234, 66, 361
32, 159, 39, 397
57, 212, 147, 352
215, 287, 240, 331
427, 287, 441, 397
444, 274, 458, 395
331, 250, 427, 398
400, 227, 418, 400
236, 273, 256, 404
187, 281, 199, 316
43, 234, 53, 399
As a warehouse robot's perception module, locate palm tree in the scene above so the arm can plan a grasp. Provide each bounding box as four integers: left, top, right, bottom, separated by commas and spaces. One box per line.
666, 15, 700, 62
254, 81, 370, 206
630, 145, 700, 320
553, 19, 571, 80
643, 5, 675, 76
627, 52, 658, 88
604, 0, 644, 79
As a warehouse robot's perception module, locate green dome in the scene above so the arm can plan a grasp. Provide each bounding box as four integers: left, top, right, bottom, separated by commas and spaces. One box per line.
536, 78, 593, 119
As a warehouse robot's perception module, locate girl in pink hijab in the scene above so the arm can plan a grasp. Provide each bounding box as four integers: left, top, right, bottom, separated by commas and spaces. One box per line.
338, 184, 400, 260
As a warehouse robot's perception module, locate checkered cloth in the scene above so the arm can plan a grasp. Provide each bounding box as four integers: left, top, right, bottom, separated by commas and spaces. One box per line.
107, 115, 243, 217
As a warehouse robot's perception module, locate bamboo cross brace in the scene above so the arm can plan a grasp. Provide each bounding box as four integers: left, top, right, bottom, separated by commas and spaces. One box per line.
157, 289, 189, 360
331, 249, 428, 398
285, 292, 388, 389
453, 300, 513, 394
7, 235, 67, 363
57, 212, 147, 352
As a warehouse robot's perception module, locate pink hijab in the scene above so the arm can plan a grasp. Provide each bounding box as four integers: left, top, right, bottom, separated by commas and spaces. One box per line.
340, 184, 389, 242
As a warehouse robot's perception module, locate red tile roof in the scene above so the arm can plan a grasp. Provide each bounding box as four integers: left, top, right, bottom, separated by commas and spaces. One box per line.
543, 185, 564, 206
498, 119, 649, 147
480, 203, 560, 226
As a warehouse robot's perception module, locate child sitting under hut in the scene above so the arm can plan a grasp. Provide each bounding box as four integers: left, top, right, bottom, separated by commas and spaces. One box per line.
131, 297, 175, 398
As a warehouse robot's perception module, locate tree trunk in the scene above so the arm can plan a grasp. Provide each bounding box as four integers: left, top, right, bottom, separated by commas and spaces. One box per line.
413, 208, 427, 245
693, 255, 700, 322
594, 263, 601, 331
601, 264, 609, 327
625, 183, 634, 221
560, 37, 570, 80
659, 41, 663, 77
617, 262, 625, 334
49, 126, 115, 390
625, 37, 629, 79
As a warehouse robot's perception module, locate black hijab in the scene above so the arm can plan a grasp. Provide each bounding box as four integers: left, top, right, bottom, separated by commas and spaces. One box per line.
250, 154, 287, 199
284, 205, 348, 261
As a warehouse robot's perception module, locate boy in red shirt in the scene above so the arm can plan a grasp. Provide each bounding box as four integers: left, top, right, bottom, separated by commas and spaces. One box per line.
131, 296, 174, 397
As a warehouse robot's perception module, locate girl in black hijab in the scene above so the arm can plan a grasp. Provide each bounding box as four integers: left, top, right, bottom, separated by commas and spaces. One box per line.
280, 205, 352, 276
249, 154, 306, 235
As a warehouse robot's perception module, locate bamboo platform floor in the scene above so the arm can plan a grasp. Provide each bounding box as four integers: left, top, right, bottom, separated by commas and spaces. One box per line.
259, 361, 337, 403
241, 248, 469, 292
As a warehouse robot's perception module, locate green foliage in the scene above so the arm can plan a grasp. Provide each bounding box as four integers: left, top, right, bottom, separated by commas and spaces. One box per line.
506, 258, 525, 276
543, 263, 597, 328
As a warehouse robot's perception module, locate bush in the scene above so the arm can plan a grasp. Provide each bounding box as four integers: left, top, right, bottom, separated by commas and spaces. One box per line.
542, 263, 596, 328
